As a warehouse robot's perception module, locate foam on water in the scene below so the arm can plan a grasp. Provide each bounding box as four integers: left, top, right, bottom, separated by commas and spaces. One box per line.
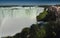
0, 7, 44, 37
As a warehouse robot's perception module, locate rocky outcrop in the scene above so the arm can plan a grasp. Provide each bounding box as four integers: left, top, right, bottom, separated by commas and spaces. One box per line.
37, 6, 60, 22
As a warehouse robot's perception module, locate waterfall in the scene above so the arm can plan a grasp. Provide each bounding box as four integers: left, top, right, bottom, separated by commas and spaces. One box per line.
0, 7, 44, 37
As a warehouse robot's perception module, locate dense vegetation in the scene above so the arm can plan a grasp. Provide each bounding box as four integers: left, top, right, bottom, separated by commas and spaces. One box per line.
2, 6, 60, 38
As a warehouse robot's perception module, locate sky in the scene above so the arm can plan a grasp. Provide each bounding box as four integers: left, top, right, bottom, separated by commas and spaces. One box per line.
0, 0, 60, 5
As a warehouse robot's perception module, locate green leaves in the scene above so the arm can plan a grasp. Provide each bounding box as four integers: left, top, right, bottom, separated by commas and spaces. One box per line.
37, 10, 48, 21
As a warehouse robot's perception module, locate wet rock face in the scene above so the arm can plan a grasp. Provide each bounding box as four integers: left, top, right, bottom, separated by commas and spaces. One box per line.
47, 6, 56, 21
48, 6, 57, 12
52, 6, 60, 22
47, 6, 60, 22
36, 6, 60, 22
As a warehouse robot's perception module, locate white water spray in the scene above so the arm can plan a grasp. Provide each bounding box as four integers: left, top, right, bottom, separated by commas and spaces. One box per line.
0, 7, 44, 37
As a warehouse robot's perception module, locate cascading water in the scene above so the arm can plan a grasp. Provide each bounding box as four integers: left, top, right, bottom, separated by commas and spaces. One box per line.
0, 7, 44, 37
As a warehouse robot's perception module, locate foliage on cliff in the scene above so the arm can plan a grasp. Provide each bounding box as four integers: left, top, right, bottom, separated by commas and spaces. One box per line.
37, 10, 48, 21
